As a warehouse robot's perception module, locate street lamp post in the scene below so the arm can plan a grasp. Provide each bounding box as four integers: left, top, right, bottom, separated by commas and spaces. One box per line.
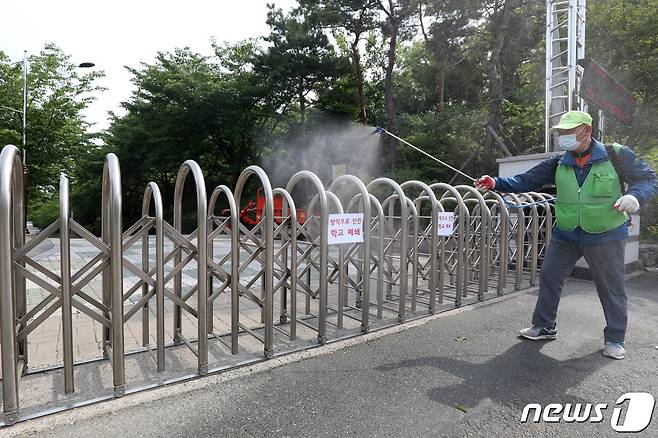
22, 51, 27, 167
22, 51, 29, 233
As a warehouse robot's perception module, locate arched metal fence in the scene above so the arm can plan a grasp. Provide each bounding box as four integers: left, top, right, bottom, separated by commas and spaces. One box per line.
0, 144, 554, 425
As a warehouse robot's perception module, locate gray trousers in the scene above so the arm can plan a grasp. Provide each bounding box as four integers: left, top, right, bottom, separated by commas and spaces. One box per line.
532, 238, 627, 343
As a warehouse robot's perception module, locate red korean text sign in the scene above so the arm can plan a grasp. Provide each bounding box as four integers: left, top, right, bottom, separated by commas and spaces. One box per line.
437, 212, 455, 236
328, 213, 364, 244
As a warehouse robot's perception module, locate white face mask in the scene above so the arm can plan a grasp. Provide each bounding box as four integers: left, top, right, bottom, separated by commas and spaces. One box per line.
557, 127, 586, 151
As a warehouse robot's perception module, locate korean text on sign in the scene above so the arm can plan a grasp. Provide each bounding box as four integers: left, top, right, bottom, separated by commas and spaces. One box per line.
328, 213, 364, 244
437, 212, 455, 236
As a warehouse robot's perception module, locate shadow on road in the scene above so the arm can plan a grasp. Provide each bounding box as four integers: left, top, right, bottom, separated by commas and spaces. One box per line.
376, 340, 611, 410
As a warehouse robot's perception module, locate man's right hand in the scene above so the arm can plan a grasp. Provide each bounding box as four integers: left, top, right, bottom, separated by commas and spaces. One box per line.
475, 175, 495, 192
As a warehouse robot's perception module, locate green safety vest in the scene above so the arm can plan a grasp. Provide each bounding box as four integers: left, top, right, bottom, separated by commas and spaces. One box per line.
554, 146, 628, 234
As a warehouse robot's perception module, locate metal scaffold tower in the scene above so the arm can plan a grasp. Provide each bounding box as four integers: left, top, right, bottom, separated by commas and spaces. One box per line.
545, 0, 587, 152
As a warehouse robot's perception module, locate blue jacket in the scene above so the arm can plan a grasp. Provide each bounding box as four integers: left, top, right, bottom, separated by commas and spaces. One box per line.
494, 139, 658, 245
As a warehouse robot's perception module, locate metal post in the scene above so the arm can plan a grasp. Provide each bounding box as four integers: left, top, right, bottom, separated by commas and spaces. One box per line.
59, 174, 74, 393
370, 196, 385, 319
143, 183, 165, 371
141, 205, 150, 348
0, 145, 24, 425
461, 206, 471, 301
174, 161, 208, 375
260, 270, 266, 324
22, 52, 27, 157
407, 198, 419, 312
209, 185, 240, 355
387, 199, 396, 302
230, 195, 240, 354
483, 191, 510, 294
456, 186, 491, 301
305, 268, 311, 315
325, 190, 345, 330
15, 54, 28, 366
437, 205, 446, 305
431, 184, 467, 306
329, 176, 372, 332
286, 171, 328, 344
338, 242, 346, 328
367, 179, 408, 322
318, 200, 328, 344
21, 52, 28, 235
507, 193, 526, 290
103, 153, 125, 397
289, 213, 298, 339
275, 188, 298, 339
524, 195, 540, 287
236, 166, 275, 356
207, 218, 214, 335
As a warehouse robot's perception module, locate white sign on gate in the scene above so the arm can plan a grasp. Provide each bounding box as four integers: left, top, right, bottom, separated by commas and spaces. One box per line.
328, 213, 364, 244
437, 211, 455, 236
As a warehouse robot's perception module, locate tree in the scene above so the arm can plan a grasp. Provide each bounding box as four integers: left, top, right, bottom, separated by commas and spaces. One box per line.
85, 43, 279, 231
587, 0, 658, 149
483, 0, 546, 155
298, 0, 380, 124
0, 44, 104, 216
373, 0, 417, 171
481, 0, 516, 171
257, 5, 343, 132
417, 0, 481, 111
586, 0, 658, 236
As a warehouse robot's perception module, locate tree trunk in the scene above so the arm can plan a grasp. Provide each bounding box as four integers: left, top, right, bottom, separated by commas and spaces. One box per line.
351, 39, 368, 125
299, 79, 306, 132
384, 21, 399, 172
419, 0, 445, 112
437, 63, 445, 112
484, 0, 515, 172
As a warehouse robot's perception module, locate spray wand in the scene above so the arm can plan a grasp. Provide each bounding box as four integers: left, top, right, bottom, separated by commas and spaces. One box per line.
373, 126, 554, 208
374, 127, 476, 182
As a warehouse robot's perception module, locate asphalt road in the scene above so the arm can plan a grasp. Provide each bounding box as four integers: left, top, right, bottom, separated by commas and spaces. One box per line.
10, 273, 658, 438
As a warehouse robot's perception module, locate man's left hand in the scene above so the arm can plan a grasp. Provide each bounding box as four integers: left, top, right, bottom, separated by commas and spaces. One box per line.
613, 194, 640, 213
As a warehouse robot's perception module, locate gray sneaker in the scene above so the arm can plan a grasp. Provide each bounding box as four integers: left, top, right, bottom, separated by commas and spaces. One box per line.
603, 341, 625, 360
519, 325, 557, 340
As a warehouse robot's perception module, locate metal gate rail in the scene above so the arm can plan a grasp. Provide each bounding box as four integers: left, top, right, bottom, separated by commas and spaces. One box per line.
0, 144, 552, 425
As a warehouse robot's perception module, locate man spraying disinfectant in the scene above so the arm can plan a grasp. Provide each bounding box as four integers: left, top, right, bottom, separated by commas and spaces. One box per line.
476, 111, 658, 360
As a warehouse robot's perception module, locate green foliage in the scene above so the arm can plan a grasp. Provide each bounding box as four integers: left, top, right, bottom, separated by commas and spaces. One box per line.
587, 0, 658, 238
502, 99, 543, 154
31, 195, 59, 230
69, 145, 108, 234
0, 44, 104, 222
93, 43, 280, 230
646, 225, 658, 242
11, 1, 655, 237
256, 5, 347, 128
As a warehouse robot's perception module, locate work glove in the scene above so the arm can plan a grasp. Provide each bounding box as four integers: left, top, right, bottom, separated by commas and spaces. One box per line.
613, 194, 640, 213
475, 175, 495, 192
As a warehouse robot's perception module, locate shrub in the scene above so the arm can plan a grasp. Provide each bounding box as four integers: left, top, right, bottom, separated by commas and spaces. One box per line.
31, 197, 59, 230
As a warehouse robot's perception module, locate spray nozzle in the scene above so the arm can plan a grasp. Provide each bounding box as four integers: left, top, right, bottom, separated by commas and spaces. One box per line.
373, 127, 386, 134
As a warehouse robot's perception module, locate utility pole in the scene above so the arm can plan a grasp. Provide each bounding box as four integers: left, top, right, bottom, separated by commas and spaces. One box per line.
22, 51, 28, 233
22, 51, 27, 163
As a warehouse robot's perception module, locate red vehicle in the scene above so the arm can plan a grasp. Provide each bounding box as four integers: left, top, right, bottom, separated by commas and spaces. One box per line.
223, 188, 307, 227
